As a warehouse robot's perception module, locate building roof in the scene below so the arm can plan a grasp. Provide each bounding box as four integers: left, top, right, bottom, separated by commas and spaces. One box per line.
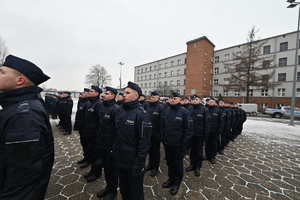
186, 36, 215, 47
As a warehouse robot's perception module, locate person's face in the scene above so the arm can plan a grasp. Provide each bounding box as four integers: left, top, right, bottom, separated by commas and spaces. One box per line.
224, 102, 229, 107
192, 97, 201, 105
89, 89, 99, 97
184, 99, 189, 104
82, 91, 89, 98
150, 95, 159, 102
170, 97, 181, 105
0, 66, 19, 91
103, 91, 115, 101
124, 88, 138, 102
219, 101, 225, 107
139, 96, 145, 101
118, 95, 124, 101
208, 100, 216, 106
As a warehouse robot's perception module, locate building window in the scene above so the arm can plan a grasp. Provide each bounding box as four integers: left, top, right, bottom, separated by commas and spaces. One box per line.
145, 75, 147, 80
204, 71, 207, 75
154, 74, 156, 79
141, 84, 143, 88
150, 66, 152, 71
177, 80, 180, 85
178, 59, 181, 65
279, 58, 287, 66
137, 69, 140, 74
225, 54, 230, 61
224, 78, 229, 84
213, 90, 218, 96
249, 89, 253, 97
213, 79, 218, 85
141, 76, 143, 80
262, 74, 269, 82
154, 82, 156, 87
234, 89, 240, 96
137, 77, 140, 81
280, 42, 288, 51
224, 66, 229, 73
145, 83, 147, 88
194, 43, 197, 48
171, 61, 174, 67
170, 71, 174, 76
177, 69, 181, 75
159, 82, 162, 86
298, 72, 300, 81
154, 65, 157, 70
278, 73, 286, 82
278, 88, 285, 97
149, 75, 152, 79
297, 88, 300, 97
149, 83, 151, 87
159, 73, 161, 78
214, 67, 219, 74
204, 77, 206, 81
145, 68, 147, 72
159, 64, 162, 69
164, 81, 167, 86
165, 62, 168, 68
261, 89, 268, 96
223, 90, 228, 96
263, 45, 271, 54
215, 56, 219, 63
191, 88, 196, 93
261, 103, 268, 109
164, 72, 167, 77
141, 69, 143, 73
263, 60, 270, 68
170, 80, 173, 86
184, 68, 186, 75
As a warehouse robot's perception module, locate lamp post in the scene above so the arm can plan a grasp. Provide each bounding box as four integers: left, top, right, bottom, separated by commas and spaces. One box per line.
118, 62, 125, 89
287, 0, 300, 126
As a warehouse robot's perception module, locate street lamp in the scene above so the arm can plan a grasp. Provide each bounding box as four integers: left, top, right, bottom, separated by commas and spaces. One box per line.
287, 0, 300, 126
118, 62, 125, 89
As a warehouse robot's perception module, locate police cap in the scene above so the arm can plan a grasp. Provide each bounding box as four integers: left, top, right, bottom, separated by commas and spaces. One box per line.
105, 86, 118, 95
84, 88, 90, 92
91, 85, 103, 94
126, 81, 142, 96
151, 91, 159, 96
3, 55, 50, 85
171, 92, 181, 98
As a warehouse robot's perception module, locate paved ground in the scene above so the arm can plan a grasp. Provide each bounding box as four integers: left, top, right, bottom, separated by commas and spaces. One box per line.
45, 117, 300, 200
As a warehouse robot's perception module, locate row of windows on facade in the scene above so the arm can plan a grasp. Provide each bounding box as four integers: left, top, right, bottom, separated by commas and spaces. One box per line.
138, 79, 185, 88
137, 69, 186, 81
214, 41, 291, 63
212, 72, 300, 85
213, 88, 300, 97
137, 59, 183, 74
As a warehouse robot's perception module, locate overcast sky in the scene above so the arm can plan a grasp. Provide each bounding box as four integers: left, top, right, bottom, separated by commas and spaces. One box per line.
0, 0, 297, 91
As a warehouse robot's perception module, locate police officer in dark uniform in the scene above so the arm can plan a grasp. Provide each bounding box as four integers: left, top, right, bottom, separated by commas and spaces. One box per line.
237, 105, 247, 136
74, 88, 91, 165
114, 81, 151, 200
217, 100, 231, 155
0, 55, 54, 200
145, 91, 164, 177
182, 97, 193, 113
161, 92, 193, 195
139, 94, 150, 110
82, 86, 104, 183
186, 95, 210, 177
60, 91, 73, 135
117, 92, 125, 108
96, 86, 121, 200
204, 98, 225, 164
56, 92, 64, 127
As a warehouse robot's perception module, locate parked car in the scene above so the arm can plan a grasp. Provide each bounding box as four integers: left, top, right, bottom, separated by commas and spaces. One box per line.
240, 103, 258, 116
263, 106, 300, 118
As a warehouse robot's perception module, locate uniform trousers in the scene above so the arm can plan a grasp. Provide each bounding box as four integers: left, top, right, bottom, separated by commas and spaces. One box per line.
118, 168, 145, 200
148, 137, 161, 170
164, 144, 185, 186
189, 136, 204, 169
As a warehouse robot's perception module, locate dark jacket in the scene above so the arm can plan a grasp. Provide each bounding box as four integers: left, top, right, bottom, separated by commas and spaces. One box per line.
84, 96, 104, 137
191, 104, 210, 140
207, 105, 225, 134
161, 103, 193, 148
219, 106, 232, 131
74, 97, 90, 130
146, 101, 164, 138
97, 99, 121, 150
0, 86, 54, 200
114, 100, 152, 172
139, 100, 150, 110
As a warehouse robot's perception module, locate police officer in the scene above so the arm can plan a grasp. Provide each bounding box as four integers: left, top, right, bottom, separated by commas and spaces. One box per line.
204, 98, 224, 164
139, 94, 149, 110
60, 91, 73, 135
114, 81, 151, 200
218, 100, 231, 155
182, 97, 193, 113
117, 92, 124, 108
82, 85, 104, 183
161, 92, 193, 195
145, 91, 164, 177
186, 95, 210, 177
0, 55, 54, 199
74, 88, 91, 165
237, 105, 247, 136
96, 86, 121, 200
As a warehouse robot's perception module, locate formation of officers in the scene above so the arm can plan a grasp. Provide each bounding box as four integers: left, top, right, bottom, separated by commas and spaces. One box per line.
46, 82, 247, 200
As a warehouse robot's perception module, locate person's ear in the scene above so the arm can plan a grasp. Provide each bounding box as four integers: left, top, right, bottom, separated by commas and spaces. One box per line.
16, 76, 26, 86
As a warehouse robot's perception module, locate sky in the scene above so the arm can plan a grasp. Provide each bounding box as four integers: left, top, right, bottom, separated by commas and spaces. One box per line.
0, 0, 298, 92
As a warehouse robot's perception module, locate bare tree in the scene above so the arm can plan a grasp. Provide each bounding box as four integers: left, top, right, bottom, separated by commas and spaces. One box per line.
157, 84, 175, 97
85, 64, 112, 88
223, 26, 279, 103
0, 36, 9, 65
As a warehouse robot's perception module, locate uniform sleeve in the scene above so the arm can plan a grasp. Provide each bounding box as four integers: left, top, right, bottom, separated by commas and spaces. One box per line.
132, 112, 152, 172
218, 110, 225, 134
182, 110, 193, 149
204, 109, 211, 140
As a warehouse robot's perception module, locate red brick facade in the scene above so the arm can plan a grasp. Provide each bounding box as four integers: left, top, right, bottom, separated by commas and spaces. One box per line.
185, 37, 215, 96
